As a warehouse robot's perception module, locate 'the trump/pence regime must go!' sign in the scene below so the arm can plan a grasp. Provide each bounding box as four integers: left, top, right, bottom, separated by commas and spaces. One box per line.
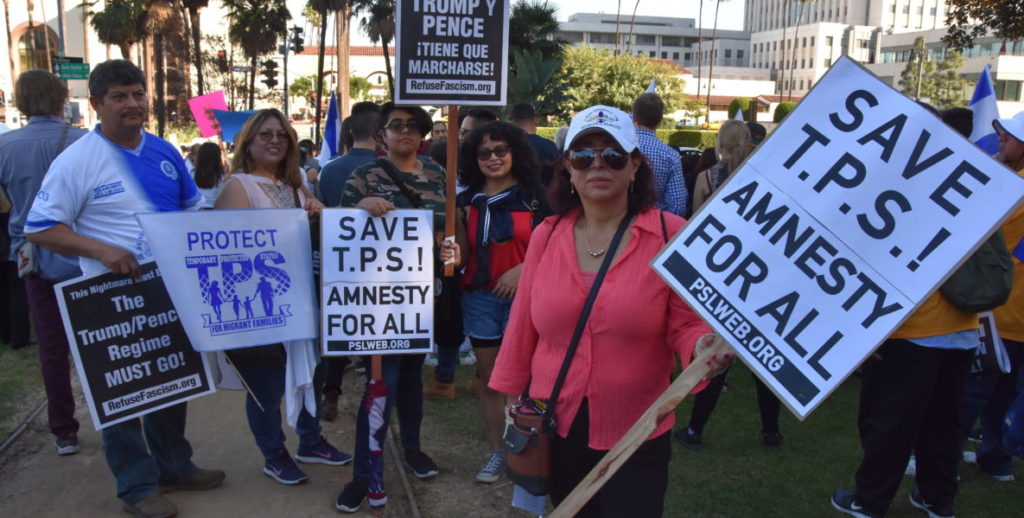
321, 209, 435, 355
394, 0, 509, 105
653, 56, 1024, 419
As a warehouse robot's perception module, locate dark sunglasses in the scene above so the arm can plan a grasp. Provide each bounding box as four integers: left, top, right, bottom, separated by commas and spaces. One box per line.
566, 147, 630, 171
477, 144, 511, 161
385, 120, 421, 133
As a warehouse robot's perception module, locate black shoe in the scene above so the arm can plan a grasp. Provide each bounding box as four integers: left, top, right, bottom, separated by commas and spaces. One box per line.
335, 479, 368, 513
910, 489, 955, 518
404, 450, 439, 479
762, 431, 783, 450
673, 428, 704, 450
831, 489, 880, 518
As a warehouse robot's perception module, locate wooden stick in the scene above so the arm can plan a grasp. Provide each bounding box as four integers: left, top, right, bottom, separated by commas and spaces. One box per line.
372, 354, 382, 380
444, 104, 458, 277
548, 337, 732, 518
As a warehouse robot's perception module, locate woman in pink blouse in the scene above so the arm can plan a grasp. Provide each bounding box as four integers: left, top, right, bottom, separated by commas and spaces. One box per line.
489, 105, 727, 516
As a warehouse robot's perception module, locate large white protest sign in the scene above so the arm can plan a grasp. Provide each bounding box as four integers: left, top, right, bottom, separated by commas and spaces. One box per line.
653, 56, 1024, 418
137, 209, 317, 351
394, 0, 509, 105
57, 262, 216, 429
321, 209, 435, 355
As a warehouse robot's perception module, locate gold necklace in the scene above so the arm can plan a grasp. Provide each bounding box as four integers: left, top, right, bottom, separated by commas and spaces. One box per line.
583, 217, 606, 257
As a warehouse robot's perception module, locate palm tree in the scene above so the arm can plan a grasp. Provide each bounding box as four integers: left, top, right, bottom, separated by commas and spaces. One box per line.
358, 0, 394, 99
90, 0, 148, 59
336, 1, 354, 118
3, 0, 14, 87
779, 0, 790, 96
625, 0, 640, 55
147, 1, 178, 137
182, 0, 208, 96
705, 0, 723, 125
223, 0, 290, 110
509, 0, 565, 61
787, 0, 814, 101
309, 0, 345, 146
696, 0, 704, 122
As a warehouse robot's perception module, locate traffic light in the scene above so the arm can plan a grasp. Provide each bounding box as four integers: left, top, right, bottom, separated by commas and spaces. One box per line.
289, 26, 304, 54
261, 60, 279, 89
216, 50, 227, 72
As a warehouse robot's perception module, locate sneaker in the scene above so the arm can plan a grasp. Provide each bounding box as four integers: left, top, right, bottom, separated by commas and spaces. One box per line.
424, 353, 439, 366
984, 470, 1015, 482
762, 431, 783, 450
967, 427, 982, 443
910, 489, 955, 518
423, 378, 455, 399
673, 428, 704, 450
262, 450, 308, 485
405, 450, 439, 479
335, 479, 368, 513
55, 435, 80, 456
296, 438, 353, 466
831, 488, 881, 518
475, 450, 506, 483
459, 350, 477, 365
122, 493, 178, 518
159, 467, 225, 492
961, 451, 976, 464
906, 455, 917, 476
321, 392, 339, 422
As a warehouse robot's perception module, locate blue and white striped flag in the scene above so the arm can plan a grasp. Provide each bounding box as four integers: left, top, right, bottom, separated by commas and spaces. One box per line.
645, 78, 657, 93
969, 64, 1000, 155
318, 92, 341, 168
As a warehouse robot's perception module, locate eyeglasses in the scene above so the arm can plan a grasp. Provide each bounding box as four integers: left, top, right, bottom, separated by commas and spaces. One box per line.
567, 147, 630, 171
256, 131, 289, 142
385, 120, 421, 133
477, 145, 511, 161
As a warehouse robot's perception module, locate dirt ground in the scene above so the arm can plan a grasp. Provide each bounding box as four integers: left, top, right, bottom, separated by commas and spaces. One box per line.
0, 363, 537, 518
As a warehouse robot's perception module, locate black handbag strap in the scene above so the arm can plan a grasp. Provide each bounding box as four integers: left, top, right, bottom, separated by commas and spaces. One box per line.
541, 211, 633, 430
376, 158, 423, 208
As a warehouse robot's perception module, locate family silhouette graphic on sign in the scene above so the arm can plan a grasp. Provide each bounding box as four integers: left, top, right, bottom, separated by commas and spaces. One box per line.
190, 252, 294, 336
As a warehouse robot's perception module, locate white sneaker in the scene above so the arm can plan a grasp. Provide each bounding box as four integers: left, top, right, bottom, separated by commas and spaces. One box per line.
459, 350, 477, 365
424, 353, 438, 366
962, 451, 976, 464
905, 456, 917, 476
459, 339, 472, 353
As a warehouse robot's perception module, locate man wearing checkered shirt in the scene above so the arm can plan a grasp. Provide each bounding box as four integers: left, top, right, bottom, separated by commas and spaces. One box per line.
633, 93, 686, 216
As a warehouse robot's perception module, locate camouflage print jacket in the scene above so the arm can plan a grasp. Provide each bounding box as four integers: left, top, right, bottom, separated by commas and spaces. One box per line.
340, 157, 448, 240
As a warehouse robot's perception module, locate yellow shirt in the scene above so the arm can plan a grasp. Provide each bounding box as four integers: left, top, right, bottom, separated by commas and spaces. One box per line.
994, 169, 1024, 341
892, 289, 978, 339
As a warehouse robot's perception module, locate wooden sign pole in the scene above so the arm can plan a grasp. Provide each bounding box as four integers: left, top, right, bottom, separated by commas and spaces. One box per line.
548, 336, 732, 518
443, 104, 459, 277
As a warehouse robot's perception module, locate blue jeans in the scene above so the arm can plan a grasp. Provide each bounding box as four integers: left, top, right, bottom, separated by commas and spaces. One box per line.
352, 354, 425, 481
959, 338, 1024, 476
102, 402, 196, 504
234, 362, 323, 459
435, 344, 458, 383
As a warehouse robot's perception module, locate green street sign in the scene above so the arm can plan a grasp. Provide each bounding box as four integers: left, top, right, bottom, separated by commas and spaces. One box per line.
57, 62, 90, 80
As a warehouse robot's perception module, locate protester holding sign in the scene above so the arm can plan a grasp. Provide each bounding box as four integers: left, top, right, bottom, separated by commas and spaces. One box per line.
489, 105, 729, 516
213, 108, 349, 486
335, 102, 462, 513
24, 59, 223, 518
455, 120, 546, 483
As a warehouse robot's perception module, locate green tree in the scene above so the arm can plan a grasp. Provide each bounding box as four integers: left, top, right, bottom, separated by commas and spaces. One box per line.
350, 76, 372, 101
551, 46, 686, 115
727, 97, 752, 120
507, 48, 563, 116
90, 0, 148, 59
509, 0, 566, 61
899, 37, 936, 101
358, 0, 395, 100
944, 0, 1024, 50
933, 50, 969, 110
309, 0, 345, 143
182, 0, 209, 96
223, 0, 290, 109
773, 101, 797, 122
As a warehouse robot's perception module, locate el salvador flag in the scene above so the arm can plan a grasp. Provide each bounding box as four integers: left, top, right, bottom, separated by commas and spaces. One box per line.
969, 64, 1000, 155
318, 92, 340, 168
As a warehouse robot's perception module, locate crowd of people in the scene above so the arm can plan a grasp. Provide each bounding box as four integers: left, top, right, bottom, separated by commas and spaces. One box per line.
0, 57, 1021, 518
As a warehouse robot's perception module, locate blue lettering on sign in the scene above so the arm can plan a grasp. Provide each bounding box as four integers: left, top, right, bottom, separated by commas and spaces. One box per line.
93, 181, 125, 199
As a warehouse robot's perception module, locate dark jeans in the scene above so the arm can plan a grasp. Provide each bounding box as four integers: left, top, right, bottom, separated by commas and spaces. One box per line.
323, 356, 350, 397
0, 261, 30, 347
352, 354, 426, 481
957, 338, 1023, 476
434, 343, 458, 383
853, 339, 971, 516
685, 365, 781, 435
102, 402, 196, 504
24, 274, 79, 438
233, 361, 324, 459
550, 401, 671, 517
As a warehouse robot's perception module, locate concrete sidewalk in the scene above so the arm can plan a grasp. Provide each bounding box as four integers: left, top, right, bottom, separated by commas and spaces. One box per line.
0, 381, 414, 517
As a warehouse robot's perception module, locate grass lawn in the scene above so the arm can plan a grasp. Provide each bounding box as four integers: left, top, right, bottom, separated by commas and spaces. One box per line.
0, 345, 45, 442
421, 361, 1021, 518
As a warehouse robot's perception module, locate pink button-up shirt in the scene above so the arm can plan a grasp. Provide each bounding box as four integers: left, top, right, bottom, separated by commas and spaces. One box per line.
489, 207, 711, 450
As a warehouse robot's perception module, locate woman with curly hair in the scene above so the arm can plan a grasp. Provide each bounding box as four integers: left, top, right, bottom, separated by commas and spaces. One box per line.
455, 120, 546, 483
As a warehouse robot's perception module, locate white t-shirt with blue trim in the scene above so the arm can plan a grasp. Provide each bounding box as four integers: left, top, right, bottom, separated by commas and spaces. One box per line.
25, 127, 202, 275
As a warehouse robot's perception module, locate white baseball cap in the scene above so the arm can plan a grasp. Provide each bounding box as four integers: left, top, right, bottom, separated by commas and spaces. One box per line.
993, 111, 1024, 143
563, 105, 637, 153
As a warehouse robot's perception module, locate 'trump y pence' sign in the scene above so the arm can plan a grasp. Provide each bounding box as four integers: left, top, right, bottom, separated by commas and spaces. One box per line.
321, 209, 435, 355
137, 209, 317, 351
653, 56, 1024, 418
394, 0, 509, 105
57, 262, 215, 429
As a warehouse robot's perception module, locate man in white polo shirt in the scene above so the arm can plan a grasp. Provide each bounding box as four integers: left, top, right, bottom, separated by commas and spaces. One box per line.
25, 60, 223, 518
